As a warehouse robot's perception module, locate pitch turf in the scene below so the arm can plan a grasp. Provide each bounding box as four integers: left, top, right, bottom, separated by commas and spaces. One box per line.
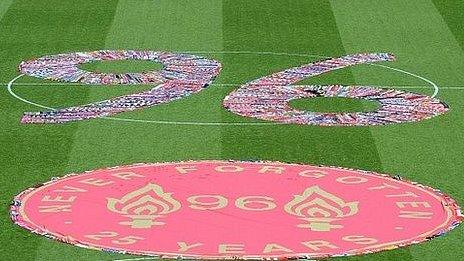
0, 0, 463, 260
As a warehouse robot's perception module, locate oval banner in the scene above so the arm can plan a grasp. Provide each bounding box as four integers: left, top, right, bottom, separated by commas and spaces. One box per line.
11, 161, 462, 259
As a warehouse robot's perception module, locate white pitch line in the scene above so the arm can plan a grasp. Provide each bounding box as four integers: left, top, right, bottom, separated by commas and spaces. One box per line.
7, 74, 56, 110
369, 63, 440, 98
3, 51, 453, 261
184, 50, 328, 59
186, 50, 442, 98
6, 74, 278, 126
5, 50, 450, 126
5, 82, 464, 89
99, 116, 280, 126
2, 82, 241, 87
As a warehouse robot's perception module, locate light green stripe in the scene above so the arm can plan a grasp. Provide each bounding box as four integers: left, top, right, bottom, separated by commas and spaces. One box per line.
330, 0, 464, 86
67, 0, 224, 166
35, 1, 223, 259
330, 0, 464, 260
0, 0, 14, 20
105, 0, 223, 51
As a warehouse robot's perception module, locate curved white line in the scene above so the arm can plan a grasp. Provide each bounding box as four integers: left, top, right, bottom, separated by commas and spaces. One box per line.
6, 74, 277, 126
6, 51, 441, 126
7, 82, 457, 89
184, 50, 328, 59
369, 63, 439, 98
4, 82, 241, 87
7, 74, 56, 110
101, 116, 278, 126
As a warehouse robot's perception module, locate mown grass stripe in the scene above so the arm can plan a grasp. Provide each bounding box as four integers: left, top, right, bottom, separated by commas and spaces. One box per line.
433, 0, 464, 51
0, 0, 14, 21
221, 0, 385, 171
34, 1, 223, 260
330, 0, 464, 260
59, 0, 224, 171
0, 0, 120, 260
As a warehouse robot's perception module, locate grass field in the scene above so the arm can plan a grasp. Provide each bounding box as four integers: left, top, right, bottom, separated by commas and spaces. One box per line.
1, 0, 463, 260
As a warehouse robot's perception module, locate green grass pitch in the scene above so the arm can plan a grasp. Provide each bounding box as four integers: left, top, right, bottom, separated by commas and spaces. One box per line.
1, 0, 463, 260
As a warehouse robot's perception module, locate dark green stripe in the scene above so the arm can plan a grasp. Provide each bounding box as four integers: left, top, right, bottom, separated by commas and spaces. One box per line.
0, 1, 120, 260
433, 0, 464, 50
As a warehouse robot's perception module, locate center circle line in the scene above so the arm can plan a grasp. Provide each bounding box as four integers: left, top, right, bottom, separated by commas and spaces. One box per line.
6, 51, 440, 126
